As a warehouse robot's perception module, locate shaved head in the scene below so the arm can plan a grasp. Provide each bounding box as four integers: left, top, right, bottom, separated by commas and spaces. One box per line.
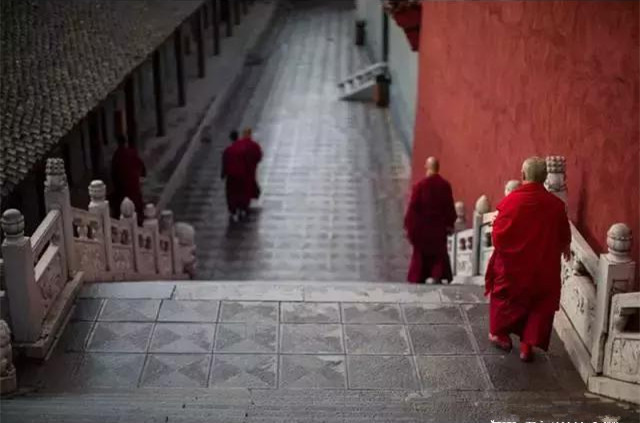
522, 157, 547, 184
242, 128, 253, 138
425, 157, 440, 176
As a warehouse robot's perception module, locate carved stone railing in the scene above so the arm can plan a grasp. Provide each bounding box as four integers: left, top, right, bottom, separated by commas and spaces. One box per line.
0, 158, 197, 360
446, 155, 638, 404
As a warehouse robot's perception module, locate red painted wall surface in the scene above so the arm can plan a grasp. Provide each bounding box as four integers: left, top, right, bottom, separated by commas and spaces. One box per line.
412, 1, 639, 266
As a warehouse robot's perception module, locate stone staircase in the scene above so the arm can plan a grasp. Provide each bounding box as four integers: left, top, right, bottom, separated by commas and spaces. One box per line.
2, 281, 638, 423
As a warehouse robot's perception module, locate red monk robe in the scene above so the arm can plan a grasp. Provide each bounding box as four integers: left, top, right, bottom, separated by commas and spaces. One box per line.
485, 182, 571, 353
404, 173, 457, 283
222, 141, 252, 215
111, 140, 146, 220
237, 136, 263, 199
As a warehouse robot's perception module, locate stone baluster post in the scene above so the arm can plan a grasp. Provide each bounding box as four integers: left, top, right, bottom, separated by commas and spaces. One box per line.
143, 204, 161, 274
0, 320, 16, 394
591, 223, 635, 373
88, 180, 114, 272
544, 156, 568, 206
504, 180, 521, 196
159, 210, 177, 275
43, 158, 76, 276
471, 195, 490, 276
454, 201, 466, 232
0, 210, 43, 343
120, 198, 140, 273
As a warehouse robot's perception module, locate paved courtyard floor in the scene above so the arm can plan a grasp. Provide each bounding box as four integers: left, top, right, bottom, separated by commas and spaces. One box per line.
169, 0, 412, 282
6, 282, 638, 422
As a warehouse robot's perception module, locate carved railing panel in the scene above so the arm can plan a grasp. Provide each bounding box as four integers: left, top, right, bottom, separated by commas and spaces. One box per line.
478, 211, 497, 276
158, 235, 173, 277
455, 229, 474, 277
603, 292, 640, 384
72, 208, 106, 279
34, 244, 65, 316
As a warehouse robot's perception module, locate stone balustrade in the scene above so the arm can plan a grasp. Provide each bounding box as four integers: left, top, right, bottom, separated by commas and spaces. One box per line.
0, 158, 197, 376
445, 155, 638, 404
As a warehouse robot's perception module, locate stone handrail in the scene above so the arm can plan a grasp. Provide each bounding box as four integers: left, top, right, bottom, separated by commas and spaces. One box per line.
446, 155, 638, 404
0, 158, 197, 364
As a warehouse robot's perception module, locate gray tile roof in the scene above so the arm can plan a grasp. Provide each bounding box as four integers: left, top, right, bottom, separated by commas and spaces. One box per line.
0, 0, 204, 197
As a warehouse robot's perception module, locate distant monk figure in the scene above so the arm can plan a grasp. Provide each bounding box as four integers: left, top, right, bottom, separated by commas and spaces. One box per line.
222, 130, 251, 222
111, 135, 146, 222
238, 128, 263, 202
485, 157, 571, 362
404, 157, 456, 284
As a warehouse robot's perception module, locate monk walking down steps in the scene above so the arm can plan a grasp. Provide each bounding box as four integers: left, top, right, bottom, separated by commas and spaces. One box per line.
237, 128, 263, 203
404, 157, 457, 284
111, 134, 146, 224
485, 157, 571, 362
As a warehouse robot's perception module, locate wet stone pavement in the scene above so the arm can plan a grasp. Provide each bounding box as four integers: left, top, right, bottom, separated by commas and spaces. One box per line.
8, 282, 639, 422
169, 0, 411, 281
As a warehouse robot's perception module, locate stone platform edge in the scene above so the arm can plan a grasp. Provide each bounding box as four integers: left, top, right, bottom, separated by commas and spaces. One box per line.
157, 0, 283, 211
78, 280, 488, 303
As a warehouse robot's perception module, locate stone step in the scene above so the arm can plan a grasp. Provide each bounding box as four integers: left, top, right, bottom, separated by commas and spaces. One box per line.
2, 388, 637, 423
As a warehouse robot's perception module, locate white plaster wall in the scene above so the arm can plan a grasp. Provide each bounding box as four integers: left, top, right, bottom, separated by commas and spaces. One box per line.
388, 19, 418, 151
354, 0, 418, 152
355, 0, 384, 62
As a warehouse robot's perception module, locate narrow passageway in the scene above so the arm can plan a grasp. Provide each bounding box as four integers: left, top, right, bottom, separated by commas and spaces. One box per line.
170, 0, 411, 281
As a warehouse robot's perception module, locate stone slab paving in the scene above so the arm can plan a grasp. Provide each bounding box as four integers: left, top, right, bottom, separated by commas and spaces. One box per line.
9, 281, 639, 422
168, 0, 412, 282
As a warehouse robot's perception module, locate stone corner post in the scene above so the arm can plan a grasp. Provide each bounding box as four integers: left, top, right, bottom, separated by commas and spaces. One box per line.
44, 158, 76, 275
544, 155, 568, 205
591, 223, 635, 373
143, 204, 161, 274
120, 198, 140, 272
159, 210, 177, 275
0, 320, 16, 395
88, 180, 114, 272
504, 180, 521, 196
0, 210, 43, 343
472, 195, 490, 275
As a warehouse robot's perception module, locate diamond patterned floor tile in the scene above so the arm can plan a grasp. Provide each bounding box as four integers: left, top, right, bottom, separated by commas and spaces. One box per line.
98, 299, 161, 322
402, 303, 463, 324
215, 323, 277, 353
71, 299, 104, 321
280, 302, 340, 323
347, 355, 419, 390
149, 323, 216, 353
220, 301, 279, 322
210, 354, 277, 388
280, 324, 344, 354
416, 356, 486, 391
341, 303, 402, 324
158, 300, 220, 322
408, 324, 474, 355
87, 322, 154, 353
59, 321, 94, 352
279, 355, 346, 389
344, 324, 410, 355
76, 353, 146, 388
140, 354, 211, 388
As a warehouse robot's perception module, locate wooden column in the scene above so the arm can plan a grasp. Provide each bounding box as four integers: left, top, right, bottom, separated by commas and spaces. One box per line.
241, 0, 248, 15
223, 0, 233, 37
194, 9, 206, 79
174, 27, 186, 106
124, 75, 138, 146
211, 0, 220, 55
152, 50, 166, 136
234, 0, 241, 25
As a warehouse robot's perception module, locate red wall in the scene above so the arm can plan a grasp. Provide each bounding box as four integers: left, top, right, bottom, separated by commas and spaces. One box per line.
412, 1, 639, 265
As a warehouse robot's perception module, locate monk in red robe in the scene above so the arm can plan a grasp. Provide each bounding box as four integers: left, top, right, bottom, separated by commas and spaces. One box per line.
404, 157, 457, 284
222, 130, 252, 222
485, 157, 571, 362
111, 135, 146, 223
238, 128, 263, 201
